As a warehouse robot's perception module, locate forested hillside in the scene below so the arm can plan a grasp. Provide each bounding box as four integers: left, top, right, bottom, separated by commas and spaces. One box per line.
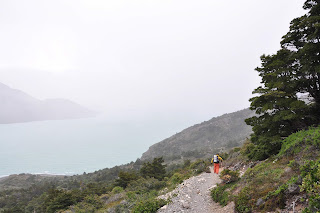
141, 108, 254, 161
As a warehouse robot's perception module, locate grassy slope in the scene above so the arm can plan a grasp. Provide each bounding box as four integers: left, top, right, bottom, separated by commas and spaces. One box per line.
211, 126, 320, 212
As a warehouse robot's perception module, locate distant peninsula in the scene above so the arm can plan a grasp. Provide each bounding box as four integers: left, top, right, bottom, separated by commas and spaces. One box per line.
0, 82, 96, 124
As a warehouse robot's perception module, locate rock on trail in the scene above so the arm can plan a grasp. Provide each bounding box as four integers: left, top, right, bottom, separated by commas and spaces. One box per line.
158, 167, 235, 213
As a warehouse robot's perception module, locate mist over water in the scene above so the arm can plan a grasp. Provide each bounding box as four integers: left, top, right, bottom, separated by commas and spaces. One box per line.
0, 115, 198, 177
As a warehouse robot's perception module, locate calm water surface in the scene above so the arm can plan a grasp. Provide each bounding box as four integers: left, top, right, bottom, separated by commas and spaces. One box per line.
0, 115, 196, 177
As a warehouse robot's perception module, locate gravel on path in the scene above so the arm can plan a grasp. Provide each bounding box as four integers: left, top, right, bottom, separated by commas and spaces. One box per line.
158, 167, 235, 213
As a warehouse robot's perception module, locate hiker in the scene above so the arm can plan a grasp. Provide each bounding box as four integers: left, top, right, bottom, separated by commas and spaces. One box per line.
211, 154, 223, 174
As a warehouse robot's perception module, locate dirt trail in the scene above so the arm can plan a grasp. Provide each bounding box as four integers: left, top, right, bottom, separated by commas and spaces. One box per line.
158, 167, 235, 213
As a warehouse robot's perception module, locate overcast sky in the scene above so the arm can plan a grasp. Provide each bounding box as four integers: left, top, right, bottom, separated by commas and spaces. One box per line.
0, 0, 306, 122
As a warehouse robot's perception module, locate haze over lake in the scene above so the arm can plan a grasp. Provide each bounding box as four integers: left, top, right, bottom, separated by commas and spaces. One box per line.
0, 115, 199, 177
0, 0, 306, 178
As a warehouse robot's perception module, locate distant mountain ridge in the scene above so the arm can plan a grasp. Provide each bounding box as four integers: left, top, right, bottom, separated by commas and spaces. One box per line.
0, 82, 96, 124
141, 108, 255, 161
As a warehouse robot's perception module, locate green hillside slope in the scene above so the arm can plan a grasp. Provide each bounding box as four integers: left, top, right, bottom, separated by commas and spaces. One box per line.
212, 126, 320, 212
141, 108, 254, 161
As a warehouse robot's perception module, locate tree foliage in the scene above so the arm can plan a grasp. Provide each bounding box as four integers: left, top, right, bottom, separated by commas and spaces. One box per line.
140, 157, 166, 180
44, 189, 80, 213
246, 0, 320, 159
115, 171, 139, 188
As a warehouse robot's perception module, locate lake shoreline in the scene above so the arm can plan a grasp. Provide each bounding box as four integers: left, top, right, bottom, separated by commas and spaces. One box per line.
0, 115, 185, 178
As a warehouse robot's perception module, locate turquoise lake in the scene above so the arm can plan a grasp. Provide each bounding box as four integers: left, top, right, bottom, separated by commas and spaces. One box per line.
0, 115, 198, 177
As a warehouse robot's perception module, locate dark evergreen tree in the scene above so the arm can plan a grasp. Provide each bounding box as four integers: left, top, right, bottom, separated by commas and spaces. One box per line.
44, 189, 78, 213
246, 0, 320, 160
115, 171, 139, 188
140, 157, 166, 180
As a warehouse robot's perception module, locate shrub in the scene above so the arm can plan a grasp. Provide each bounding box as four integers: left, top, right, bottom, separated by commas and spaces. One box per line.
127, 177, 166, 193
300, 160, 320, 212
183, 159, 191, 168
44, 189, 79, 213
240, 139, 255, 156
132, 198, 167, 213
219, 152, 229, 161
220, 169, 240, 184
263, 177, 298, 211
234, 187, 252, 213
170, 173, 184, 185
232, 147, 241, 153
83, 195, 103, 208
211, 169, 239, 207
210, 184, 231, 206
71, 195, 104, 213
288, 160, 300, 171
115, 171, 139, 188
190, 160, 208, 174
112, 186, 124, 194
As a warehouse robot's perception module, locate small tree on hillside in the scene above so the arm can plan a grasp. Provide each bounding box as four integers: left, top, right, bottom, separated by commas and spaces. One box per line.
140, 157, 166, 180
115, 171, 139, 188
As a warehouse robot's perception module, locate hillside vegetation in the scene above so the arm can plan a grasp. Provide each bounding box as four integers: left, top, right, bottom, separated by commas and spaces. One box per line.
211, 1, 320, 211
211, 126, 320, 212
0, 157, 212, 212
245, 0, 320, 160
142, 108, 254, 161
212, 0, 320, 210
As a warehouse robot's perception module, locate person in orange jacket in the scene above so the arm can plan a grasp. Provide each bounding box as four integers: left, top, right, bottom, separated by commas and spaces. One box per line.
211, 154, 223, 174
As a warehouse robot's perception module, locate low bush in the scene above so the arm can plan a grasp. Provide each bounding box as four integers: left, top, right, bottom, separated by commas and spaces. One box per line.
210, 169, 239, 206
211, 184, 233, 206
111, 186, 124, 194
190, 160, 209, 174
234, 187, 252, 213
220, 169, 240, 184
300, 160, 320, 212
170, 173, 184, 185
132, 198, 167, 213
263, 176, 299, 211
70, 195, 104, 213
126, 177, 166, 193
288, 160, 300, 171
